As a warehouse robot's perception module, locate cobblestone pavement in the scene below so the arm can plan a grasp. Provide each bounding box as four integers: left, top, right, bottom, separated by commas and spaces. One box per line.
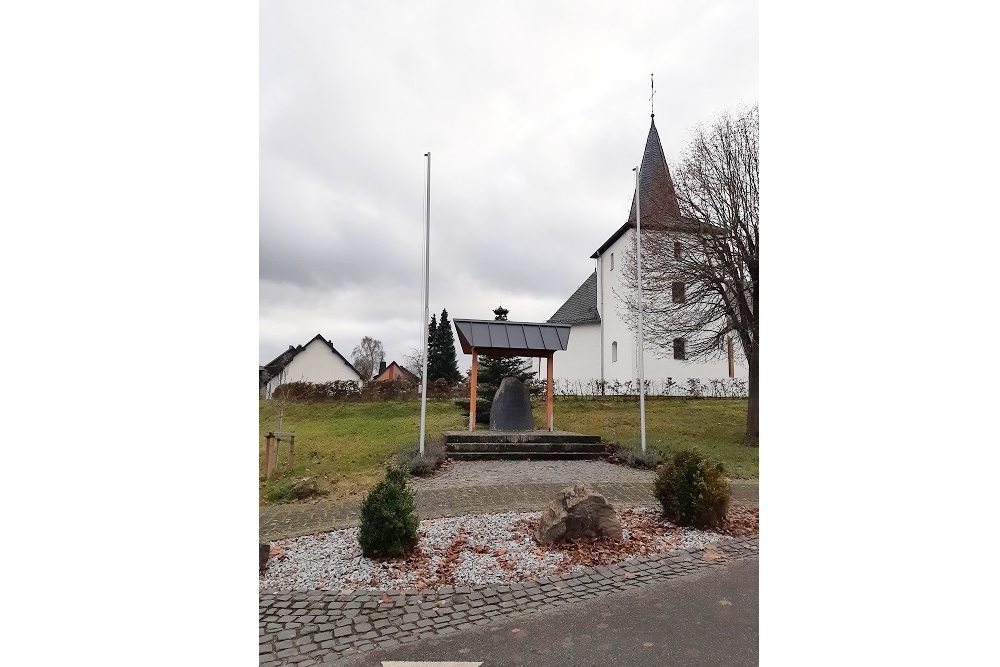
260, 461, 758, 543
259, 535, 759, 666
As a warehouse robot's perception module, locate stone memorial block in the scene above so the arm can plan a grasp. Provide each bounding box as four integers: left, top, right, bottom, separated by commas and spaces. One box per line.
489, 376, 533, 431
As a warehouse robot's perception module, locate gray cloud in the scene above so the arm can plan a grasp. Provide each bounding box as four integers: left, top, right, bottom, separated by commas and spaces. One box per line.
260, 0, 757, 368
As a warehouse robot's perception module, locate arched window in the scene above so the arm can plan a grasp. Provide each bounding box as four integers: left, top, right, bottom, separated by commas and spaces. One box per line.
612, 341, 618, 362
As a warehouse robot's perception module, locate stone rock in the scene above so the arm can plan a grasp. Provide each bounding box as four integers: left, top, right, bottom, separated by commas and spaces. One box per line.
291, 476, 322, 500
489, 376, 533, 431
259, 543, 270, 575
535, 482, 623, 544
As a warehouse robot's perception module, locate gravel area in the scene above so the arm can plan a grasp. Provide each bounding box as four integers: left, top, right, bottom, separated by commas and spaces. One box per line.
410, 460, 655, 490
259, 507, 757, 592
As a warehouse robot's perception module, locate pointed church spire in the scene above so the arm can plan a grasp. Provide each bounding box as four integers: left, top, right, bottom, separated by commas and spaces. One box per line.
627, 116, 681, 225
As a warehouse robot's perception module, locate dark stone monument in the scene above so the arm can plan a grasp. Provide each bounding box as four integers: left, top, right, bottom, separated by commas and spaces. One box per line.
489, 376, 533, 431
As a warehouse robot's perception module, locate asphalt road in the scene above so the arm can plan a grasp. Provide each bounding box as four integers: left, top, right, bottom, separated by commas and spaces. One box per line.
345, 557, 758, 666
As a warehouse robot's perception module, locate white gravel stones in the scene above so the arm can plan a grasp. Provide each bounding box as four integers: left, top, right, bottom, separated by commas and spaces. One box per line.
260, 508, 725, 592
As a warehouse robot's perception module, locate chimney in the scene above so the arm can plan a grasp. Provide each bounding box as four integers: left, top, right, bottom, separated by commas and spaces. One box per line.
378, 360, 387, 374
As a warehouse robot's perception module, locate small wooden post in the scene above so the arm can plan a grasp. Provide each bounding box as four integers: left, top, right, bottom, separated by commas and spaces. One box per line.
727, 335, 735, 378
288, 434, 295, 470
468, 349, 478, 431
265, 432, 276, 479
546, 352, 554, 432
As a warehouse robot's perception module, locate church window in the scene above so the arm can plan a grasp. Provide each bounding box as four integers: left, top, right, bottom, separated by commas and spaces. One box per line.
610, 253, 614, 271
672, 282, 685, 303
674, 241, 682, 259
673, 338, 686, 360
612, 341, 618, 362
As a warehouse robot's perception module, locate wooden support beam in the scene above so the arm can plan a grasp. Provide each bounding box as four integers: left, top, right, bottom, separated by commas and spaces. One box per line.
288, 434, 295, 470
264, 433, 276, 479
469, 349, 478, 431
727, 335, 735, 378
546, 352, 554, 432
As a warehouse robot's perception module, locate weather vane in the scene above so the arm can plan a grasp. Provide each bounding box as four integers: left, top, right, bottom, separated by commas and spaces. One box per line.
649, 73, 656, 117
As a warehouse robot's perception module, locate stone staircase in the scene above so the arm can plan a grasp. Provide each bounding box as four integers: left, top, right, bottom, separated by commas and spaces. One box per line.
444, 430, 608, 461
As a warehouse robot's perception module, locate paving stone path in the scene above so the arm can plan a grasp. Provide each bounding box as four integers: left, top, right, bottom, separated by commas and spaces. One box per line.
259, 460, 759, 666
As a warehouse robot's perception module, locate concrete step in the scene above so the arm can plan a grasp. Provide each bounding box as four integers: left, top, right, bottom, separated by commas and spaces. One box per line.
444, 430, 602, 444
446, 442, 608, 454
446, 451, 608, 461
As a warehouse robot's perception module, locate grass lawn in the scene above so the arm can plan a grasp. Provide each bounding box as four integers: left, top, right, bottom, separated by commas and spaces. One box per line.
259, 396, 756, 504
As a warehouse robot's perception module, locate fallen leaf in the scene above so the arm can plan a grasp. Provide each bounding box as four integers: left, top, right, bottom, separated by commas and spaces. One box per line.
511, 628, 521, 634
719, 598, 732, 606
643, 642, 654, 647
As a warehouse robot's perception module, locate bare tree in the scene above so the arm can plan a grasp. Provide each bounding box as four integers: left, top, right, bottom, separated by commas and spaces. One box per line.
620, 106, 758, 445
352, 336, 385, 383
402, 347, 423, 380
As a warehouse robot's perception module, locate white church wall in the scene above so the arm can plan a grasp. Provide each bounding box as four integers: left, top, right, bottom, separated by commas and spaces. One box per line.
567, 229, 749, 396
546, 323, 601, 393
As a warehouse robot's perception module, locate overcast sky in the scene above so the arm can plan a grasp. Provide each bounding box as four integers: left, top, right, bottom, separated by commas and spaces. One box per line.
260, 0, 757, 370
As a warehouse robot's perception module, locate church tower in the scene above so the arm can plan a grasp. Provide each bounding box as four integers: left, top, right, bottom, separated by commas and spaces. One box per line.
548, 112, 745, 394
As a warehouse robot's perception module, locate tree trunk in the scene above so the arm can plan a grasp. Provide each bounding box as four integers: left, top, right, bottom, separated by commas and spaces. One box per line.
744, 346, 759, 446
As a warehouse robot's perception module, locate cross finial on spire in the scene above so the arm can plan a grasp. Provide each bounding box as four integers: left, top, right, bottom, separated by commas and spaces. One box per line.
649, 73, 656, 117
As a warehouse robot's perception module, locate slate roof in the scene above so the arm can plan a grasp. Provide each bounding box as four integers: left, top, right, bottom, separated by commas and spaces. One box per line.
262, 334, 361, 381
452, 319, 571, 357
591, 117, 701, 259
548, 271, 600, 325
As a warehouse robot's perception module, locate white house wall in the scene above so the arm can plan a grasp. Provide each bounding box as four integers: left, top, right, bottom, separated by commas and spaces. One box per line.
265, 338, 361, 397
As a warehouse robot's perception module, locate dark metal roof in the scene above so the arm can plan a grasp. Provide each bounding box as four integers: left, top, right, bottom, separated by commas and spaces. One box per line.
548, 272, 600, 325
452, 319, 571, 357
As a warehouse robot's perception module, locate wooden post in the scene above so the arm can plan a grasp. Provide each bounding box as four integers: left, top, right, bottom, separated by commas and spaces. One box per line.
546, 352, 554, 432
288, 434, 295, 470
727, 335, 735, 378
265, 433, 275, 479
469, 349, 478, 431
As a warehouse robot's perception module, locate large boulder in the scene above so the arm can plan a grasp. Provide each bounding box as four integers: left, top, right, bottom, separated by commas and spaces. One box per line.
489, 376, 533, 431
536, 483, 623, 544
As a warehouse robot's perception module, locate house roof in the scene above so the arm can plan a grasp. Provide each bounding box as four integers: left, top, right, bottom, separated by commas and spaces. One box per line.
262, 334, 361, 381
374, 361, 419, 384
591, 117, 701, 258
548, 271, 600, 325
452, 319, 571, 357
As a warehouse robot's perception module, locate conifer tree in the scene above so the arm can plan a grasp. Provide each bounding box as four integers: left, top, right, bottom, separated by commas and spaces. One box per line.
426, 312, 438, 372
430, 309, 462, 384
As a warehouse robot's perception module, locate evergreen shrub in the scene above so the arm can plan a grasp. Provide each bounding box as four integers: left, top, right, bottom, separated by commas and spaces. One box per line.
357, 467, 419, 558
653, 450, 731, 529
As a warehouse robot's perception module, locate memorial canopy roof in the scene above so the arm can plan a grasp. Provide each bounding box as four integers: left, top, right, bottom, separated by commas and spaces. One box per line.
452, 319, 571, 358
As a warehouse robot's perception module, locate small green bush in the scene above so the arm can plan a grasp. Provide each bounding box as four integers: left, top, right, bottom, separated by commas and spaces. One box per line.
653, 450, 731, 529
357, 467, 419, 558
627, 447, 665, 470
395, 445, 447, 477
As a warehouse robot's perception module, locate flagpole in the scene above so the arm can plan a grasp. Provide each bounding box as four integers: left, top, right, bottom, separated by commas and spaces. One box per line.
634, 165, 647, 453
418, 152, 431, 455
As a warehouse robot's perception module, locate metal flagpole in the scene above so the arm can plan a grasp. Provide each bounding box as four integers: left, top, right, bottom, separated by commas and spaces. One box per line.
634, 165, 647, 453
418, 152, 431, 455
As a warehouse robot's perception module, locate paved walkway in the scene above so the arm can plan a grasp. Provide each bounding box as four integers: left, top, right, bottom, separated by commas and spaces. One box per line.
259, 460, 759, 666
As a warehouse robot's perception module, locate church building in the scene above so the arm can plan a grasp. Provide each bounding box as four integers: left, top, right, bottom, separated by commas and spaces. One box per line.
547, 116, 749, 396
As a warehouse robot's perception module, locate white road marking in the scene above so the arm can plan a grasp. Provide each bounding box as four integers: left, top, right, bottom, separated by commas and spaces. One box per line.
381, 662, 483, 667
